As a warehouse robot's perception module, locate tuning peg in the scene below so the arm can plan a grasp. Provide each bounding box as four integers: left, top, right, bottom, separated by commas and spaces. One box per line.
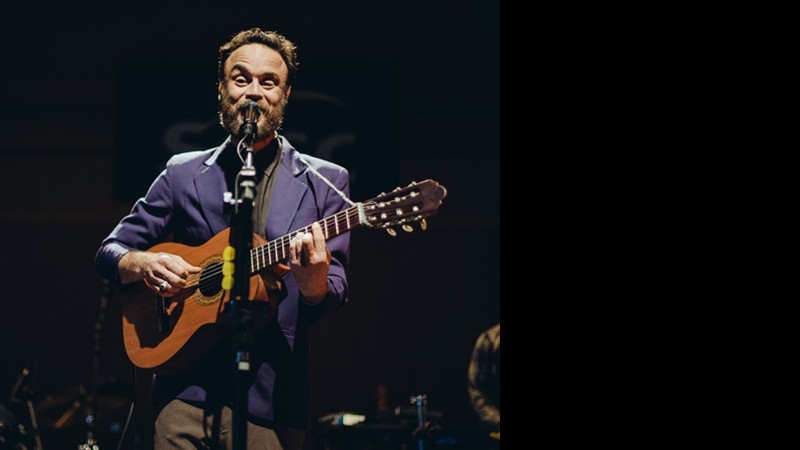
402, 224, 413, 233
386, 228, 397, 237
420, 219, 427, 230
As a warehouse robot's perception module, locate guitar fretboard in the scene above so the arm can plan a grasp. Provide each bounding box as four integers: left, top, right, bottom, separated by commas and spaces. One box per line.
249, 204, 363, 274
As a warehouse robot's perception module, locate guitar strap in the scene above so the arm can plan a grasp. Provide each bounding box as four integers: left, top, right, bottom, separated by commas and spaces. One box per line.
298, 156, 357, 207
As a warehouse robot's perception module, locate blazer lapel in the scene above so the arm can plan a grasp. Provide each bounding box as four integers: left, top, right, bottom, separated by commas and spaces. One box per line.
194, 146, 230, 236
192, 136, 309, 240
266, 137, 308, 239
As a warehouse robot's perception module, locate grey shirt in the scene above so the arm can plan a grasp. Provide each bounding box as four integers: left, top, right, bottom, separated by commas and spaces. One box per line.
252, 137, 282, 237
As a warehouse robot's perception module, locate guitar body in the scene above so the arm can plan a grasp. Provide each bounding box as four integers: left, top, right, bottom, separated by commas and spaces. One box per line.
120, 228, 287, 376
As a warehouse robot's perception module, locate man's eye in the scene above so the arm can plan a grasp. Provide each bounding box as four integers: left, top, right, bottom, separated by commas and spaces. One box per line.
261, 80, 276, 88
234, 77, 248, 85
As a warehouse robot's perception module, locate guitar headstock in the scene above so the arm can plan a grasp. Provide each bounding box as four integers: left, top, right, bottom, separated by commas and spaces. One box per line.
362, 179, 447, 235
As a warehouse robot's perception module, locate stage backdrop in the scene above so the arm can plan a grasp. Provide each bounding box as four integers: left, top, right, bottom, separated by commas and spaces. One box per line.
0, 1, 500, 448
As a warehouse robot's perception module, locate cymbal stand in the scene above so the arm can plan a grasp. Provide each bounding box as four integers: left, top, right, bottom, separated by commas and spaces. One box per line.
79, 279, 110, 450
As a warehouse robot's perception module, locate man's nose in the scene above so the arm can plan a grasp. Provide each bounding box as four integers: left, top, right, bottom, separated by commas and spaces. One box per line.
245, 81, 263, 99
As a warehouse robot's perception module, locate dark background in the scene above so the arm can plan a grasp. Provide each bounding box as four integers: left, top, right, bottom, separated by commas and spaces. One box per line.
0, 1, 500, 448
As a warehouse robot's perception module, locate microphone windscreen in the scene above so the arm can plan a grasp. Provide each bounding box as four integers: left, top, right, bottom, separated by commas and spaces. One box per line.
241, 101, 260, 124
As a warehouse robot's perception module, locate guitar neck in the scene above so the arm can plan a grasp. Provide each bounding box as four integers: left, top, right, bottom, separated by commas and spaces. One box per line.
249, 203, 365, 274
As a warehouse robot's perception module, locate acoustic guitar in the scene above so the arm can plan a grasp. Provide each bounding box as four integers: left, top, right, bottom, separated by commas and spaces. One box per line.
119, 179, 447, 376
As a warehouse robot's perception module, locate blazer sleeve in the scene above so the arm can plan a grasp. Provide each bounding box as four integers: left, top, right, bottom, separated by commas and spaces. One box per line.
95, 166, 175, 285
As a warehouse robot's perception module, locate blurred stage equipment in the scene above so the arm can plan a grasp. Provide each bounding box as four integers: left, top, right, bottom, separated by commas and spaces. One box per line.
1, 401, 34, 449
3, 361, 42, 450
312, 392, 451, 450
409, 394, 428, 450
35, 380, 132, 450
34, 279, 134, 450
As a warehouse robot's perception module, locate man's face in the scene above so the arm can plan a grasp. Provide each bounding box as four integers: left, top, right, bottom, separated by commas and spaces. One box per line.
219, 43, 291, 140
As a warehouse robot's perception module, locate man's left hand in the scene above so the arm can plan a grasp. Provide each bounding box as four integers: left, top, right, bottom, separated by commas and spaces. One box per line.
289, 222, 331, 303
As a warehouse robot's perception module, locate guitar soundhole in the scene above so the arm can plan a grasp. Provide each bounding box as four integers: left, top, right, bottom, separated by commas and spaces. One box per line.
198, 265, 223, 297
194, 256, 224, 305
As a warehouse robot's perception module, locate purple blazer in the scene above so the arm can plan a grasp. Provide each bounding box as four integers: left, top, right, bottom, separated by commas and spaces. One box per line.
96, 135, 350, 428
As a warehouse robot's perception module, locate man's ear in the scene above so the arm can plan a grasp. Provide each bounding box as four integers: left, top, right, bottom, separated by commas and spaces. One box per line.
217, 82, 222, 101
286, 86, 292, 98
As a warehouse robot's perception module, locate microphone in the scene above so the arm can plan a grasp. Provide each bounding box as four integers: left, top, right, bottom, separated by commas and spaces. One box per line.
240, 101, 261, 138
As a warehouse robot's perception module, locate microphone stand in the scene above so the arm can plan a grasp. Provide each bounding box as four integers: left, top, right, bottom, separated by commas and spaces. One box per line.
225, 127, 257, 450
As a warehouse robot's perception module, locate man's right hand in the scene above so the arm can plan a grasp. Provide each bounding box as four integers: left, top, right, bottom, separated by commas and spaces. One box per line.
118, 251, 202, 295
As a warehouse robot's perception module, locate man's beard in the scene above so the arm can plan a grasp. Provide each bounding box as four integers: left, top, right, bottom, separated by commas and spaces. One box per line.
218, 89, 288, 140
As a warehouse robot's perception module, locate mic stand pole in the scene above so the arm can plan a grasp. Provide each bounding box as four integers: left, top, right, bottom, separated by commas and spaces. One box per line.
223, 133, 257, 450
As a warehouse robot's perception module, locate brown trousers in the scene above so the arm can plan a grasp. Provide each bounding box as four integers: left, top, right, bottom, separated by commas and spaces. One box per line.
154, 399, 305, 450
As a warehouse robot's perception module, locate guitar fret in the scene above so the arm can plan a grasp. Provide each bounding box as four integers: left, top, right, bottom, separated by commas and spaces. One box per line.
246, 205, 365, 275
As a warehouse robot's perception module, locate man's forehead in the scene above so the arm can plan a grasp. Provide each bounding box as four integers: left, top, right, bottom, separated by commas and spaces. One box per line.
225, 43, 287, 73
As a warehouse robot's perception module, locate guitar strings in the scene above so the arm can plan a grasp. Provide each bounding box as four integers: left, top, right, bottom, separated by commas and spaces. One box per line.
179, 196, 426, 295
187, 208, 363, 293
175, 187, 431, 295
